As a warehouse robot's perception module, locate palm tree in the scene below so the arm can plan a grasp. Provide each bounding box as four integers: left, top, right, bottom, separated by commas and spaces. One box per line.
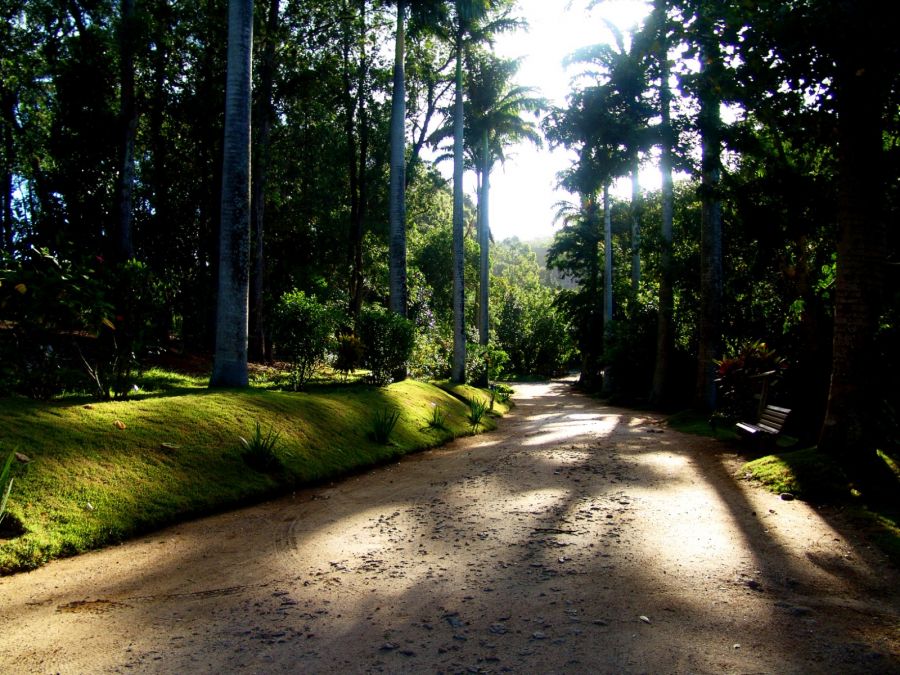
566, 21, 653, 296
448, 0, 514, 383
465, 51, 543, 352
692, 8, 724, 411
210, 0, 253, 388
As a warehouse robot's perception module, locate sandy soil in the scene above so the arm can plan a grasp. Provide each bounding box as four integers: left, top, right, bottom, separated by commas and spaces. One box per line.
1, 380, 898, 674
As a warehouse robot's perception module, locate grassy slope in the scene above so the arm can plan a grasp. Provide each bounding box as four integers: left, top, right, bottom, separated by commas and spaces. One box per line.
0, 378, 509, 574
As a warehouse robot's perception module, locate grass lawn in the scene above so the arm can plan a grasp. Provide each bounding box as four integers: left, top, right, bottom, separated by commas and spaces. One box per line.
0, 372, 509, 574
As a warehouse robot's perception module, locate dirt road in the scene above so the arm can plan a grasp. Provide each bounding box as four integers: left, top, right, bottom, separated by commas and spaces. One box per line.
1, 380, 898, 674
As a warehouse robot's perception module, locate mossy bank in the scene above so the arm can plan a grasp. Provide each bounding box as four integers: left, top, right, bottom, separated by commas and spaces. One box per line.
0, 379, 509, 574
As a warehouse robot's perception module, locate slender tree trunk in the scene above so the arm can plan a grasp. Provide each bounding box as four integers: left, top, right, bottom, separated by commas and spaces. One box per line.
1, 90, 13, 253
351, 2, 369, 319
600, 183, 614, 395
341, 3, 362, 319
113, 0, 138, 261
603, 183, 613, 327
450, 24, 466, 383
210, 0, 253, 388
249, 0, 278, 363
651, 17, 674, 407
478, 128, 490, 348
630, 155, 641, 293
388, 0, 407, 319
695, 33, 723, 411
818, 6, 887, 469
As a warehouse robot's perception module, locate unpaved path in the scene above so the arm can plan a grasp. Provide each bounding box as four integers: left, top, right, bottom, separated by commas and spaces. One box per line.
1, 381, 898, 674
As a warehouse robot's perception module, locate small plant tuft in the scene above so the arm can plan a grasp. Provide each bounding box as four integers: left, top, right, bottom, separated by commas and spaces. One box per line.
468, 398, 488, 427
428, 403, 447, 431
370, 408, 401, 444
494, 383, 513, 404
0, 449, 30, 527
239, 421, 283, 471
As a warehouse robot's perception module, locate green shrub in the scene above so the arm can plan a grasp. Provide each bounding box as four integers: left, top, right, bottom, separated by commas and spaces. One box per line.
270, 290, 335, 390
78, 259, 169, 400
0, 247, 113, 399
714, 340, 788, 424
357, 305, 415, 386
333, 331, 365, 381
0, 249, 167, 400
409, 324, 452, 380
494, 383, 514, 404
467, 343, 509, 386
601, 308, 657, 401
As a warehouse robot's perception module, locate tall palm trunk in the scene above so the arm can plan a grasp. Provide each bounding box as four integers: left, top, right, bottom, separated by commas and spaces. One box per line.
450, 19, 466, 383
210, 0, 253, 388
113, 0, 137, 261
651, 9, 674, 407
603, 182, 612, 327
695, 32, 723, 411
630, 156, 641, 292
388, 0, 407, 319
478, 128, 490, 347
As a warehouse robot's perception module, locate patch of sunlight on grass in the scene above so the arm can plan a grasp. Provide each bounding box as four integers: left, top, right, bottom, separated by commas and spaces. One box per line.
741, 448, 848, 500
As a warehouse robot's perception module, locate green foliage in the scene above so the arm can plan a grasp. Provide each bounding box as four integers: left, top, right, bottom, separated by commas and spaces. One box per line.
495, 288, 573, 378
466, 343, 509, 385
409, 324, 453, 380
601, 307, 657, 401
357, 305, 415, 386
239, 421, 283, 472
494, 382, 513, 404
270, 290, 336, 391
79, 259, 169, 400
0, 247, 113, 399
0, 249, 165, 400
370, 408, 401, 444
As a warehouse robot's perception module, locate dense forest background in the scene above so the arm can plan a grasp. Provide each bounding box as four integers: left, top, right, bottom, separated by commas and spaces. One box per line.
0, 0, 898, 474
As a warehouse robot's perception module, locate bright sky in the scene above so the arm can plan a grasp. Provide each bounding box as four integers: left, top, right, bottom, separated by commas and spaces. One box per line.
485, 0, 652, 242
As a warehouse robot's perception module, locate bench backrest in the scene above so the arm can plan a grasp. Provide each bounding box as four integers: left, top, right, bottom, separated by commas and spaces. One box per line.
758, 404, 790, 433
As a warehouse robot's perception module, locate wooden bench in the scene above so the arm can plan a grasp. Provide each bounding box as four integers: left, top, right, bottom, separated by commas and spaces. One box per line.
736, 404, 791, 448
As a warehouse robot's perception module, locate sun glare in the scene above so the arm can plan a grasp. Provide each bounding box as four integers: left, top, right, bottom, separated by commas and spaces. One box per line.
488, 1, 653, 242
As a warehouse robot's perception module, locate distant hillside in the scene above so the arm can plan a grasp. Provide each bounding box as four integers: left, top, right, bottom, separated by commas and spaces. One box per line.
524, 236, 578, 290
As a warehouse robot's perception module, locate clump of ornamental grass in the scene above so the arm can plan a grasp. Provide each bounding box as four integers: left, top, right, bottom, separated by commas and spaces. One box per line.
428, 403, 448, 431
239, 421, 283, 471
468, 398, 488, 428
370, 408, 401, 444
